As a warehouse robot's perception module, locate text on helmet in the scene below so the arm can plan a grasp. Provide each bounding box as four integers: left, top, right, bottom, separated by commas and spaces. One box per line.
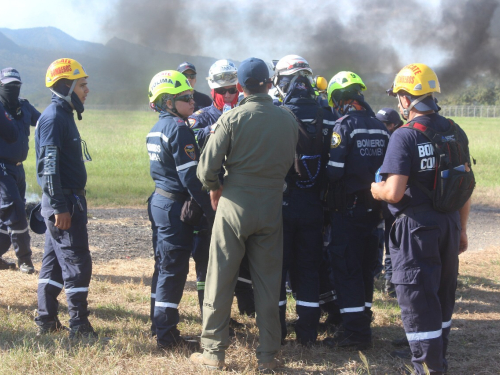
49, 64, 72, 78
407, 64, 422, 75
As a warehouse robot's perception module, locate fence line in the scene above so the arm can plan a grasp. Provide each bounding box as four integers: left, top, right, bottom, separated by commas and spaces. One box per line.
81, 104, 500, 117
440, 106, 499, 118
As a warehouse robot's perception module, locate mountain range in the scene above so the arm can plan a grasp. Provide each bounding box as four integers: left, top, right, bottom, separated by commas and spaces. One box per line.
0, 27, 219, 107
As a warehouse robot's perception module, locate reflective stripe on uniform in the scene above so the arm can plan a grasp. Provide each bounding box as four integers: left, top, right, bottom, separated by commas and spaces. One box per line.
406, 328, 442, 341
0, 228, 9, 235
296, 300, 320, 308
38, 278, 63, 289
323, 120, 336, 125
147, 132, 169, 143
197, 281, 205, 290
65, 287, 89, 294
442, 320, 452, 329
237, 277, 252, 285
155, 301, 178, 309
365, 302, 372, 308
151, 293, 156, 299
340, 306, 365, 313
176, 160, 198, 171
350, 128, 390, 138
279, 300, 287, 307
9, 226, 29, 234
328, 161, 344, 168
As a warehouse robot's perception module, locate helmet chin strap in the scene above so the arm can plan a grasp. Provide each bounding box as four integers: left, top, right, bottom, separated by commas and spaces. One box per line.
50, 80, 77, 109
398, 93, 432, 119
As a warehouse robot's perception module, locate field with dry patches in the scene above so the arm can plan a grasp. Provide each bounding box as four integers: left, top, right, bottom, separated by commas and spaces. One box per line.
1, 204, 499, 374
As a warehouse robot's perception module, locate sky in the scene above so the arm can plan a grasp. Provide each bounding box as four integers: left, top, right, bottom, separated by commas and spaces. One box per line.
2, 0, 444, 65
2, 0, 500, 94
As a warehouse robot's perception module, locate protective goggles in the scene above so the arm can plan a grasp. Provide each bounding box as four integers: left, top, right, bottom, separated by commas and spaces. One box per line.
209, 72, 237, 86
214, 87, 238, 95
175, 94, 194, 103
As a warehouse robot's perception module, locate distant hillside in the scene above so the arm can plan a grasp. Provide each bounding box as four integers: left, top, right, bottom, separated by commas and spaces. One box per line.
0, 27, 218, 107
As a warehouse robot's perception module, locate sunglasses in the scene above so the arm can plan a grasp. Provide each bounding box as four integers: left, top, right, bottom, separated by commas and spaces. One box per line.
175, 94, 194, 103
184, 73, 196, 79
215, 87, 238, 95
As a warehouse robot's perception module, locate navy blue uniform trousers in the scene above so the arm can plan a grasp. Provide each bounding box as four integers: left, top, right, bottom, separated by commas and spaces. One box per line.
0, 163, 31, 263
328, 204, 380, 342
390, 206, 460, 374
150, 192, 194, 346
280, 189, 323, 344
36, 193, 91, 327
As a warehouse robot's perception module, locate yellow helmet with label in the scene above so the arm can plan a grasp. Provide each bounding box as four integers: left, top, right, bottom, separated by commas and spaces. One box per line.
148, 70, 193, 103
45, 58, 88, 88
390, 63, 440, 96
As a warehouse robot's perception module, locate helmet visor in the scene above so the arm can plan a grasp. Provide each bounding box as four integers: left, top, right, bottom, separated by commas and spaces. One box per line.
210, 72, 238, 86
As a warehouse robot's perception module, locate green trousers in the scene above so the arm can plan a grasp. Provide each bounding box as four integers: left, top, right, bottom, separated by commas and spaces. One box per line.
201, 184, 283, 363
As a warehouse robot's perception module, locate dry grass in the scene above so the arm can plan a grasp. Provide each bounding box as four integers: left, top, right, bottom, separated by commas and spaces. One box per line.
1, 247, 500, 374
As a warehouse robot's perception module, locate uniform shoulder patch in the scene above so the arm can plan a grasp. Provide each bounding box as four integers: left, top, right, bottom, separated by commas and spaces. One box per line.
331, 132, 341, 148
210, 123, 219, 134
195, 109, 204, 115
3, 110, 13, 121
184, 144, 196, 160
188, 118, 196, 128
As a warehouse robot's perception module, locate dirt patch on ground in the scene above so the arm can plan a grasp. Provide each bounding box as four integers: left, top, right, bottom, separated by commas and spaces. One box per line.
28, 207, 153, 264
9, 203, 500, 265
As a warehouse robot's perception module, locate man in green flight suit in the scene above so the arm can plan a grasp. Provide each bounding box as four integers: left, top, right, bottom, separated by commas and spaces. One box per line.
191, 57, 298, 372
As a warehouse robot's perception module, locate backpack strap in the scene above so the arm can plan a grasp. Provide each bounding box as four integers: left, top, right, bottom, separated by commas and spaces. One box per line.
402, 119, 457, 145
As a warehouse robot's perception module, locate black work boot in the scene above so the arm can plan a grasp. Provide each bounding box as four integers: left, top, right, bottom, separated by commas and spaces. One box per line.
36, 317, 67, 336
69, 323, 98, 339
19, 259, 35, 274
0, 257, 16, 270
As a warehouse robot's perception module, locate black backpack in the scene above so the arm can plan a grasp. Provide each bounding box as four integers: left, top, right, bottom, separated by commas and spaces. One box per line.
403, 119, 475, 213
283, 105, 324, 188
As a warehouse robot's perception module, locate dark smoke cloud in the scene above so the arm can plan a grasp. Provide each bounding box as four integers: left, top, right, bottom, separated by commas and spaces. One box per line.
432, 0, 500, 91
101, 0, 500, 103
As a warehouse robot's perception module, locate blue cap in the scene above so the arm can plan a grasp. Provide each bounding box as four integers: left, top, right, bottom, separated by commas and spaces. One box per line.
237, 58, 270, 88
177, 62, 196, 74
0, 67, 21, 84
376, 108, 403, 126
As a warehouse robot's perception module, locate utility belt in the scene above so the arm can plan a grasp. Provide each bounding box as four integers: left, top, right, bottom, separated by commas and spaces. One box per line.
0, 159, 22, 166
62, 188, 86, 197
326, 182, 378, 214
155, 187, 204, 226
155, 187, 188, 203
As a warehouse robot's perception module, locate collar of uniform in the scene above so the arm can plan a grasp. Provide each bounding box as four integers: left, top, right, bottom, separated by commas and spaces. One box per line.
51, 93, 73, 114
239, 93, 273, 106
159, 110, 188, 125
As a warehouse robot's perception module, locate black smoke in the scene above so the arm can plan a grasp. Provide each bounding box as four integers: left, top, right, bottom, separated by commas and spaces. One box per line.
101, 0, 500, 104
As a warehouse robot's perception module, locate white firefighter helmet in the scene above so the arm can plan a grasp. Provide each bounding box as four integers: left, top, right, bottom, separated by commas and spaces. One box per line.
206, 59, 238, 89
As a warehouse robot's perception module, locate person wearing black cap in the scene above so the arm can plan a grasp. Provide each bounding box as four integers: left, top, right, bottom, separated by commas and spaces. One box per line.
371, 64, 473, 374
191, 57, 298, 372
376, 107, 404, 135
177, 62, 212, 111
0, 67, 40, 274
375, 107, 403, 297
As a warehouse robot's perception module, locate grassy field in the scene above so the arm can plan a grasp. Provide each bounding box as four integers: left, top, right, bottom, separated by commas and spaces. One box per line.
1, 248, 499, 374
23, 112, 500, 207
